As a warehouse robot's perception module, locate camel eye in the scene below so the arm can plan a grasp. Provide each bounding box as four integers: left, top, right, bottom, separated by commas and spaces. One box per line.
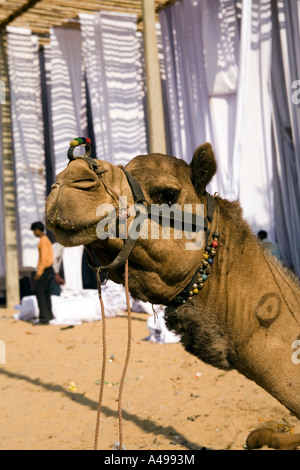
160, 188, 180, 206
149, 186, 180, 206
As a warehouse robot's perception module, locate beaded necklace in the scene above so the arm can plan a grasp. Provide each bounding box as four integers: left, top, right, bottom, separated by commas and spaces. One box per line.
167, 198, 220, 308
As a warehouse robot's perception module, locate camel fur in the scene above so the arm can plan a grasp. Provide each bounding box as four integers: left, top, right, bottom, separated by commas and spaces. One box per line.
46, 142, 300, 447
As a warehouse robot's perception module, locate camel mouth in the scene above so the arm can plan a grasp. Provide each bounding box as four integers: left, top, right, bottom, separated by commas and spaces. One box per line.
50, 221, 99, 247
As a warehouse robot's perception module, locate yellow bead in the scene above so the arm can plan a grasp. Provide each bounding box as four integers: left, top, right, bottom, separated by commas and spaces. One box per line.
203, 253, 209, 259
193, 288, 199, 294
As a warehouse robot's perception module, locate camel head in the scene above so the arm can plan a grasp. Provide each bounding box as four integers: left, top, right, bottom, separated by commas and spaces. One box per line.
46, 141, 217, 305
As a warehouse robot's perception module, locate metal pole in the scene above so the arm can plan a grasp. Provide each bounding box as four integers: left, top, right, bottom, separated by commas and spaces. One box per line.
142, 0, 167, 154
0, 30, 20, 308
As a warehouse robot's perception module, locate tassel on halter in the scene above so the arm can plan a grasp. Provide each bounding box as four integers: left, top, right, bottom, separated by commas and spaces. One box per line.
69, 136, 91, 147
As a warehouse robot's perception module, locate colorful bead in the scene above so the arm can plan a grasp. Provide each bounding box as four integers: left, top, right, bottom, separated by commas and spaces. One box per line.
69, 137, 91, 147
172, 222, 220, 306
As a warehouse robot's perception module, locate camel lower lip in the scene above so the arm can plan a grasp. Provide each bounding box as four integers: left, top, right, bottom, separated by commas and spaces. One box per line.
52, 223, 99, 246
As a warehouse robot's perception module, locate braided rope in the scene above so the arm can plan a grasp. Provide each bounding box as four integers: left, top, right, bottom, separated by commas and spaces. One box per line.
93, 269, 107, 451
93, 260, 132, 451
117, 259, 132, 449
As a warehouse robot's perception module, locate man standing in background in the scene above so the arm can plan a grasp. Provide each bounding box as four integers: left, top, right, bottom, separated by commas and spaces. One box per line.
30, 221, 55, 325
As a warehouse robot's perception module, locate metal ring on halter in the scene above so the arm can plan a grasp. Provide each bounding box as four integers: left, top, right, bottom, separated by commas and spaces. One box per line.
67, 143, 92, 161
67, 143, 103, 173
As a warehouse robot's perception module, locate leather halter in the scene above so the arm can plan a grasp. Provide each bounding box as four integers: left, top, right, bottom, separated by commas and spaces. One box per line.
67, 143, 215, 275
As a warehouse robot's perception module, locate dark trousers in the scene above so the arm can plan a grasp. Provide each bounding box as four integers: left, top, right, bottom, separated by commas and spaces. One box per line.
36, 267, 55, 323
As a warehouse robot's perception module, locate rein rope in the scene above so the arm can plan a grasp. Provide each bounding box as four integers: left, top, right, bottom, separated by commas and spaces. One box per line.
67, 138, 218, 451
68, 138, 132, 450
93, 259, 132, 451
93, 267, 107, 451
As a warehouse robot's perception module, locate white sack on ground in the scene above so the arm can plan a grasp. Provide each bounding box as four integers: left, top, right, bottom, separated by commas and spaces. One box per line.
146, 312, 181, 344
14, 282, 126, 324
13, 280, 172, 333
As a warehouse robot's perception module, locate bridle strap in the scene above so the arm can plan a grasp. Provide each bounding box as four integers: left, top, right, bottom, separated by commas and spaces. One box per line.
206, 192, 215, 223
121, 169, 147, 205
85, 236, 137, 274
122, 168, 210, 233
84, 169, 149, 274
204, 192, 215, 244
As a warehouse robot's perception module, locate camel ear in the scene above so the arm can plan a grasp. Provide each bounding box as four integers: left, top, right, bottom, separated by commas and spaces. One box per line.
190, 143, 217, 194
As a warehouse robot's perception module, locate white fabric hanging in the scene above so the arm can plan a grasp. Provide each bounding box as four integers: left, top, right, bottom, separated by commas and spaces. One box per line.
201, 0, 239, 96
6, 26, 46, 270
79, 13, 112, 163
62, 245, 84, 293
159, 0, 214, 162
0, 113, 4, 277
160, 0, 275, 238
159, 0, 239, 196
49, 26, 88, 175
80, 12, 147, 165
199, 0, 239, 197
48, 27, 89, 285
232, 0, 274, 238
271, 0, 300, 275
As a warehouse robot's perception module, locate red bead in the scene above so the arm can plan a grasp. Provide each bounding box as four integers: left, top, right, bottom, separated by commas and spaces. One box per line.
212, 240, 218, 247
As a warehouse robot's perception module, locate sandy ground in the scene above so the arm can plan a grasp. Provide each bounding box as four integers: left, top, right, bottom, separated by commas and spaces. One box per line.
0, 306, 299, 451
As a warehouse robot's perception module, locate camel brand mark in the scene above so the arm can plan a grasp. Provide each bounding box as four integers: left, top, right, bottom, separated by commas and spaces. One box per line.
96, 198, 205, 251
0, 340, 6, 365
292, 340, 300, 365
